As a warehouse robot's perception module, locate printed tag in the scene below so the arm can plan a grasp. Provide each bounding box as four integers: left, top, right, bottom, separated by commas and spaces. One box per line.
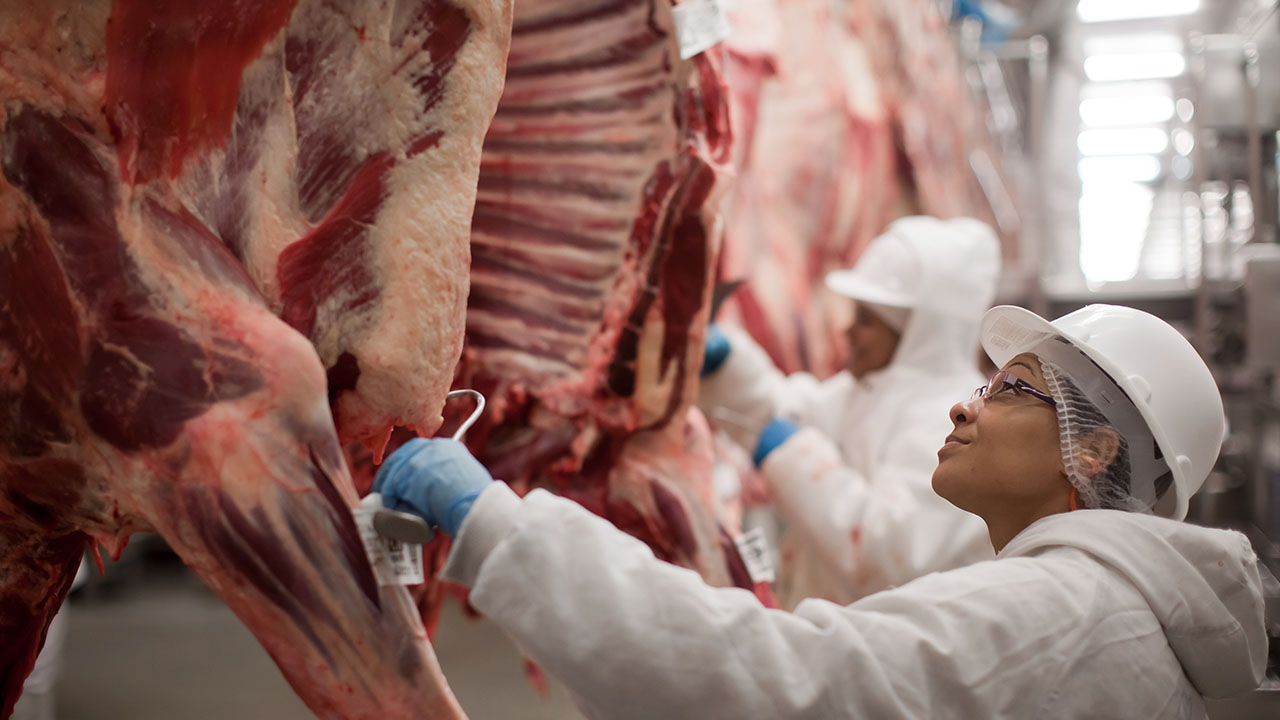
354, 506, 425, 586
734, 526, 775, 584
672, 0, 731, 60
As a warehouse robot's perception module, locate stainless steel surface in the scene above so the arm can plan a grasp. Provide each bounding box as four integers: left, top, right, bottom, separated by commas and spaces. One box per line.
1195, 35, 1251, 131
1243, 248, 1280, 382
1188, 470, 1249, 527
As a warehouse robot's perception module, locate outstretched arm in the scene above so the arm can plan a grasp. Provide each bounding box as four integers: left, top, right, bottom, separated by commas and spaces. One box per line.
442, 482, 958, 720
757, 405, 992, 594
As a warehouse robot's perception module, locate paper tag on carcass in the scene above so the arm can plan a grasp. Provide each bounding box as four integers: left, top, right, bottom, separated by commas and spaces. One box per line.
353, 506, 425, 586
734, 526, 775, 584
672, 0, 731, 60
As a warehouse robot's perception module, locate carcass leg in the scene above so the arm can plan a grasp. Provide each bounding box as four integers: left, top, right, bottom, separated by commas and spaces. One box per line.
0, 523, 85, 719
124, 414, 467, 720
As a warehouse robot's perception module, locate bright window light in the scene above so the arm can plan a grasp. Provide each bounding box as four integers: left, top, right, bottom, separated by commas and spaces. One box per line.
1084, 53, 1186, 82
1078, 155, 1163, 183
1079, 96, 1175, 126
1078, 128, 1169, 156
1077, 0, 1199, 23
1079, 182, 1155, 283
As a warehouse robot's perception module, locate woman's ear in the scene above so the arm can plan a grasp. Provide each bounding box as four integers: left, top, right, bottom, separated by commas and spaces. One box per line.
1079, 427, 1121, 477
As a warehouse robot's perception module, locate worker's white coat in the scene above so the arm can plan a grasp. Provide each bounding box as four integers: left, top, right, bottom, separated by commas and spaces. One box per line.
698, 230, 999, 604
443, 483, 1267, 720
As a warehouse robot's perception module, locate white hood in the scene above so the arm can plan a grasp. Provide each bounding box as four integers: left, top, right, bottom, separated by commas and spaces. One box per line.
886, 217, 1000, 376
1002, 510, 1268, 698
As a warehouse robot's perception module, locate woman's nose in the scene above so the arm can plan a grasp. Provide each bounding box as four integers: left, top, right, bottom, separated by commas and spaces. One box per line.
950, 397, 981, 426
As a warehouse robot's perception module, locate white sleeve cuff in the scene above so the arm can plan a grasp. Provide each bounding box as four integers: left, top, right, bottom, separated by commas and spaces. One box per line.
440, 481, 524, 588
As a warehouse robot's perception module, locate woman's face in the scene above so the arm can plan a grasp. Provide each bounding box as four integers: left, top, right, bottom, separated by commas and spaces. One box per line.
932, 353, 1073, 542
846, 301, 901, 379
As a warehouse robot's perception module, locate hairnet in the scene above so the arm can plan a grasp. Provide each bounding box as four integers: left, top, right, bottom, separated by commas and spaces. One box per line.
1034, 338, 1174, 513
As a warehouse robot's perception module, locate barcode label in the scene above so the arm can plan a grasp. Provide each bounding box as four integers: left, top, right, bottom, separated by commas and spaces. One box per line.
672, 0, 731, 60
734, 526, 775, 584
354, 506, 425, 586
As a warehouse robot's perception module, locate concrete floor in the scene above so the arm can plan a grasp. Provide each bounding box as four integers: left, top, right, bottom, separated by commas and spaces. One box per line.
55, 562, 584, 720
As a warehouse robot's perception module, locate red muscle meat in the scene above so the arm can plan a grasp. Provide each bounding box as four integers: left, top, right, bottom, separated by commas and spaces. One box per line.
716, 0, 900, 376
449, 0, 763, 595
0, 0, 511, 717
156, 0, 513, 448
714, 0, 1013, 377
862, 0, 981, 221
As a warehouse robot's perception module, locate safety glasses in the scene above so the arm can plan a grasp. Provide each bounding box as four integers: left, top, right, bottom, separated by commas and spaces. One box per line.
971, 371, 1057, 408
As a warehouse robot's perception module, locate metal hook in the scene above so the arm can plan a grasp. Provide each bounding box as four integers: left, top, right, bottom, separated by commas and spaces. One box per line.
446, 389, 486, 441
367, 389, 489, 545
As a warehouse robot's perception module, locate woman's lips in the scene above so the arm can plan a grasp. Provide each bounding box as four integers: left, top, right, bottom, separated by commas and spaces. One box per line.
938, 434, 970, 456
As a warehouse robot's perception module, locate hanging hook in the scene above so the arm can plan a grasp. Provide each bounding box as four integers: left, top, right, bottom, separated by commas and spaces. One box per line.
446, 389, 486, 441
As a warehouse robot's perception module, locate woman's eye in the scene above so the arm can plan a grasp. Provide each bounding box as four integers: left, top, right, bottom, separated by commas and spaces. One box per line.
993, 383, 1021, 398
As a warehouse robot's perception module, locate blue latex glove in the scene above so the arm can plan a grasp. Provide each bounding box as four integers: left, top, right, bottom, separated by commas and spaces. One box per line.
372, 438, 494, 537
701, 324, 731, 377
953, 0, 1013, 43
753, 418, 799, 467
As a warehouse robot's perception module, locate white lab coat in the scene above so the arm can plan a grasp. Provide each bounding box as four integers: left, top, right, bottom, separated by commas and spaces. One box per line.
699, 230, 1000, 604
443, 483, 1267, 720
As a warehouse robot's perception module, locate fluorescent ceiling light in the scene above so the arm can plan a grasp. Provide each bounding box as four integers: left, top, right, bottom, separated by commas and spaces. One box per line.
1077, 0, 1199, 23
1078, 155, 1163, 183
1078, 128, 1169, 156
1079, 96, 1175, 126
1078, 182, 1155, 283
1080, 81, 1173, 100
1083, 34, 1182, 57
1084, 53, 1186, 82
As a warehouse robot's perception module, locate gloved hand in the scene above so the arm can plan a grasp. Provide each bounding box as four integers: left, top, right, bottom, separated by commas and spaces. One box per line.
701, 324, 731, 377
752, 418, 799, 467
372, 438, 494, 537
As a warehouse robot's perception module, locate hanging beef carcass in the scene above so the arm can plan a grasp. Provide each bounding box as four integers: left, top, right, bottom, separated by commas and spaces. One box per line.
449, 0, 767, 597
0, 0, 511, 716
862, 0, 983, 222
0, 109, 466, 720
164, 0, 513, 448
715, 0, 900, 377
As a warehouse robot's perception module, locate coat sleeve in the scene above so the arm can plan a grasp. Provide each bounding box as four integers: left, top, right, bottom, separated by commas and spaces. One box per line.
441, 483, 1009, 720
759, 401, 993, 592
696, 326, 833, 451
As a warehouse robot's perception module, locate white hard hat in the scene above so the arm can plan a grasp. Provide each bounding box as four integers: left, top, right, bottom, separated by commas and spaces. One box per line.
980, 304, 1225, 521
825, 216, 998, 310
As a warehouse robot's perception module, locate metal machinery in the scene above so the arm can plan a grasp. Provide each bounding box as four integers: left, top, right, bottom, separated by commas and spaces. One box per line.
957, 1, 1280, 712
1052, 0, 1280, 712
1187, 5, 1280, 713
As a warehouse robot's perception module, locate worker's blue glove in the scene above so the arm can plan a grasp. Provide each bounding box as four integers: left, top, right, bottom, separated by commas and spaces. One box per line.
753, 418, 799, 467
701, 324, 731, 377
372, 438, 494, 537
